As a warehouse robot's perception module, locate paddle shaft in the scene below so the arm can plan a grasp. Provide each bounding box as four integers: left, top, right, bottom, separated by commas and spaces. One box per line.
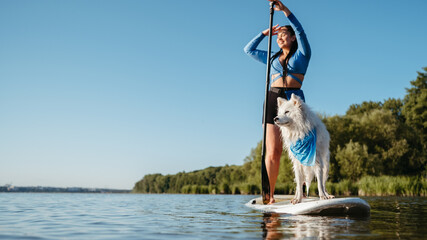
261, 1, 276, 204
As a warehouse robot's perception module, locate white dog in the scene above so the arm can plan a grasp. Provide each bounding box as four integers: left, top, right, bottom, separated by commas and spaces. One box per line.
274, 94, 334, 204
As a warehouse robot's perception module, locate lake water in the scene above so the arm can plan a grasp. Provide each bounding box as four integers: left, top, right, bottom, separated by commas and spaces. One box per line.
0, 193, 426, 239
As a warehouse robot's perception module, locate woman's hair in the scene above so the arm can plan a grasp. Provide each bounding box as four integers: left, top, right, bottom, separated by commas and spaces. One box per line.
270, 25, 298, 85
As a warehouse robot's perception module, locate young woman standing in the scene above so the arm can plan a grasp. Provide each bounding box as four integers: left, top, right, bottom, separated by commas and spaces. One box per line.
244, 0, 311, 204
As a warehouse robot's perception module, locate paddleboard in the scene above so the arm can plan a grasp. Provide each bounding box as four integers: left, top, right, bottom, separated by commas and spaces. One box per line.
246, 195, 370, 216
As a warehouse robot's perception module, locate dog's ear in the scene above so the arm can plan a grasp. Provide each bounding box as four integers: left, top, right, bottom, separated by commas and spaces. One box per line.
290, 94, 301, 107
277, 97, 286, 106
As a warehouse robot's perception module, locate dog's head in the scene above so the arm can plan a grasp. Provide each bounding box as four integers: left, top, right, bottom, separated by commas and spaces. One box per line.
274, 93, 304, 128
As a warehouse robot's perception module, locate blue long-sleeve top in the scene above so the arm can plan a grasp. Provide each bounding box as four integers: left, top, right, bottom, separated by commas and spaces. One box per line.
244, 13, 311, 86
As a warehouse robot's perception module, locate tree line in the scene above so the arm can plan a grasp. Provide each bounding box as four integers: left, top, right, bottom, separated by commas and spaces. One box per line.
133, 67, 427, 196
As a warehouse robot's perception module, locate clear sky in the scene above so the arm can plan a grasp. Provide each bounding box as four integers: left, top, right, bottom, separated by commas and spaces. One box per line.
1, 0, 426, 190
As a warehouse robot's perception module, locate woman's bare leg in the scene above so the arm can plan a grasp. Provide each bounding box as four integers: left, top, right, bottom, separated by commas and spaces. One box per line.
265, 123, 283, 204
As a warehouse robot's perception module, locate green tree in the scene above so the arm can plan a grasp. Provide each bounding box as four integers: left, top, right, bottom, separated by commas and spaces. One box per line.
336, 140, 378, 181
323, 115, 355, 181
402, 67, 427, 169
346, 101, 382, 116
383, 98, 404, 121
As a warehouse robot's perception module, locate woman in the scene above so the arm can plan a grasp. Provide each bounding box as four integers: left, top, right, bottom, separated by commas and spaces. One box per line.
243, 0, 311, 204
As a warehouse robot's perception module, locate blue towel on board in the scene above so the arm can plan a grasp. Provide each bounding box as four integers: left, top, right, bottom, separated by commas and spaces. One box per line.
290, 130, 317, 166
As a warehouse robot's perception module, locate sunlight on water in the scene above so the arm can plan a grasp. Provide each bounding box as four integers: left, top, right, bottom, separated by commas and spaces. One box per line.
0, 193, 425, 239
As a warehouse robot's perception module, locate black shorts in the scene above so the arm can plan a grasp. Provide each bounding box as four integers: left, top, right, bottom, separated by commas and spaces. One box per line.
262, 87, 305, 124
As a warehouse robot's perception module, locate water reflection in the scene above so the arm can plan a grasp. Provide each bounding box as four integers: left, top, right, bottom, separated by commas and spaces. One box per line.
368, 196, 427, 239
262, 213, 283, 240
262, 212, 371, 239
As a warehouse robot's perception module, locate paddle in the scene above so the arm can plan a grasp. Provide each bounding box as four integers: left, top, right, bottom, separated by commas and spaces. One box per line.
261, 1, 276, 204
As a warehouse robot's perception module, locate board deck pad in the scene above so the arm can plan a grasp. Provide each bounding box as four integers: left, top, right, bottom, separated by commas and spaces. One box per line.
246, 195, 370, 216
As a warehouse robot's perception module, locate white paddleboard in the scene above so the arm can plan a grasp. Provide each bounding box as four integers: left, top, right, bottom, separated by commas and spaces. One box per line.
246, 195, 370, 216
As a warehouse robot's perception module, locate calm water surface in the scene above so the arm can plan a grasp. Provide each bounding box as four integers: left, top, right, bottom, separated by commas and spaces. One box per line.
0, 193, 425, 239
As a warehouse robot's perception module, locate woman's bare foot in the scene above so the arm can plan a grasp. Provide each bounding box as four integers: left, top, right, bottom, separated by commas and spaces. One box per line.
268, 196, 276, 205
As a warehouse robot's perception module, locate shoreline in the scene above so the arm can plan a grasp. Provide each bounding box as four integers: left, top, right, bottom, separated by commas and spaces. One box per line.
0, 185, 131, 194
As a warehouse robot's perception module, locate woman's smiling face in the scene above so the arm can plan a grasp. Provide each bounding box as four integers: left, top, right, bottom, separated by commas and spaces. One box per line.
276, 27, 296, 50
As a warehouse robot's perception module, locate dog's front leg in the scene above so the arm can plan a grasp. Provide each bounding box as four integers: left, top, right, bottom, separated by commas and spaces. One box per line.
291, 163, 304, 204
304, 167, 314, 198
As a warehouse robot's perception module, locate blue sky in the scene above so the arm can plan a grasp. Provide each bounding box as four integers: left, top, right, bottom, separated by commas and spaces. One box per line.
1, 0, 426, 189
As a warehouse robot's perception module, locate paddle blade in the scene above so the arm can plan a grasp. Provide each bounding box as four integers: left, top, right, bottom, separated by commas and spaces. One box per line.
261, 155, 270, 204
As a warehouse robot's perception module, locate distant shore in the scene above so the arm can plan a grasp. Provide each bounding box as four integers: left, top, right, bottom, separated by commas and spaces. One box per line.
133, 175, 427, 197
0, 185, 131, 193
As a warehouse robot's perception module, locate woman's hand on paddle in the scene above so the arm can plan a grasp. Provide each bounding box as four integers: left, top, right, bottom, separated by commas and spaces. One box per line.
268, 0, 285, 11
267, 0, 291, 17
262, 24, 280, 36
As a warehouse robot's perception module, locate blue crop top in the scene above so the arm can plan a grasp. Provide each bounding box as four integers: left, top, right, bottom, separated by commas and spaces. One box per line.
244, 13, 311, 86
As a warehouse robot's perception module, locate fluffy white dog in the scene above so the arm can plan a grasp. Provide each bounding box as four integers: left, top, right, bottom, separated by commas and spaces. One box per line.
274, 94, 334, 204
